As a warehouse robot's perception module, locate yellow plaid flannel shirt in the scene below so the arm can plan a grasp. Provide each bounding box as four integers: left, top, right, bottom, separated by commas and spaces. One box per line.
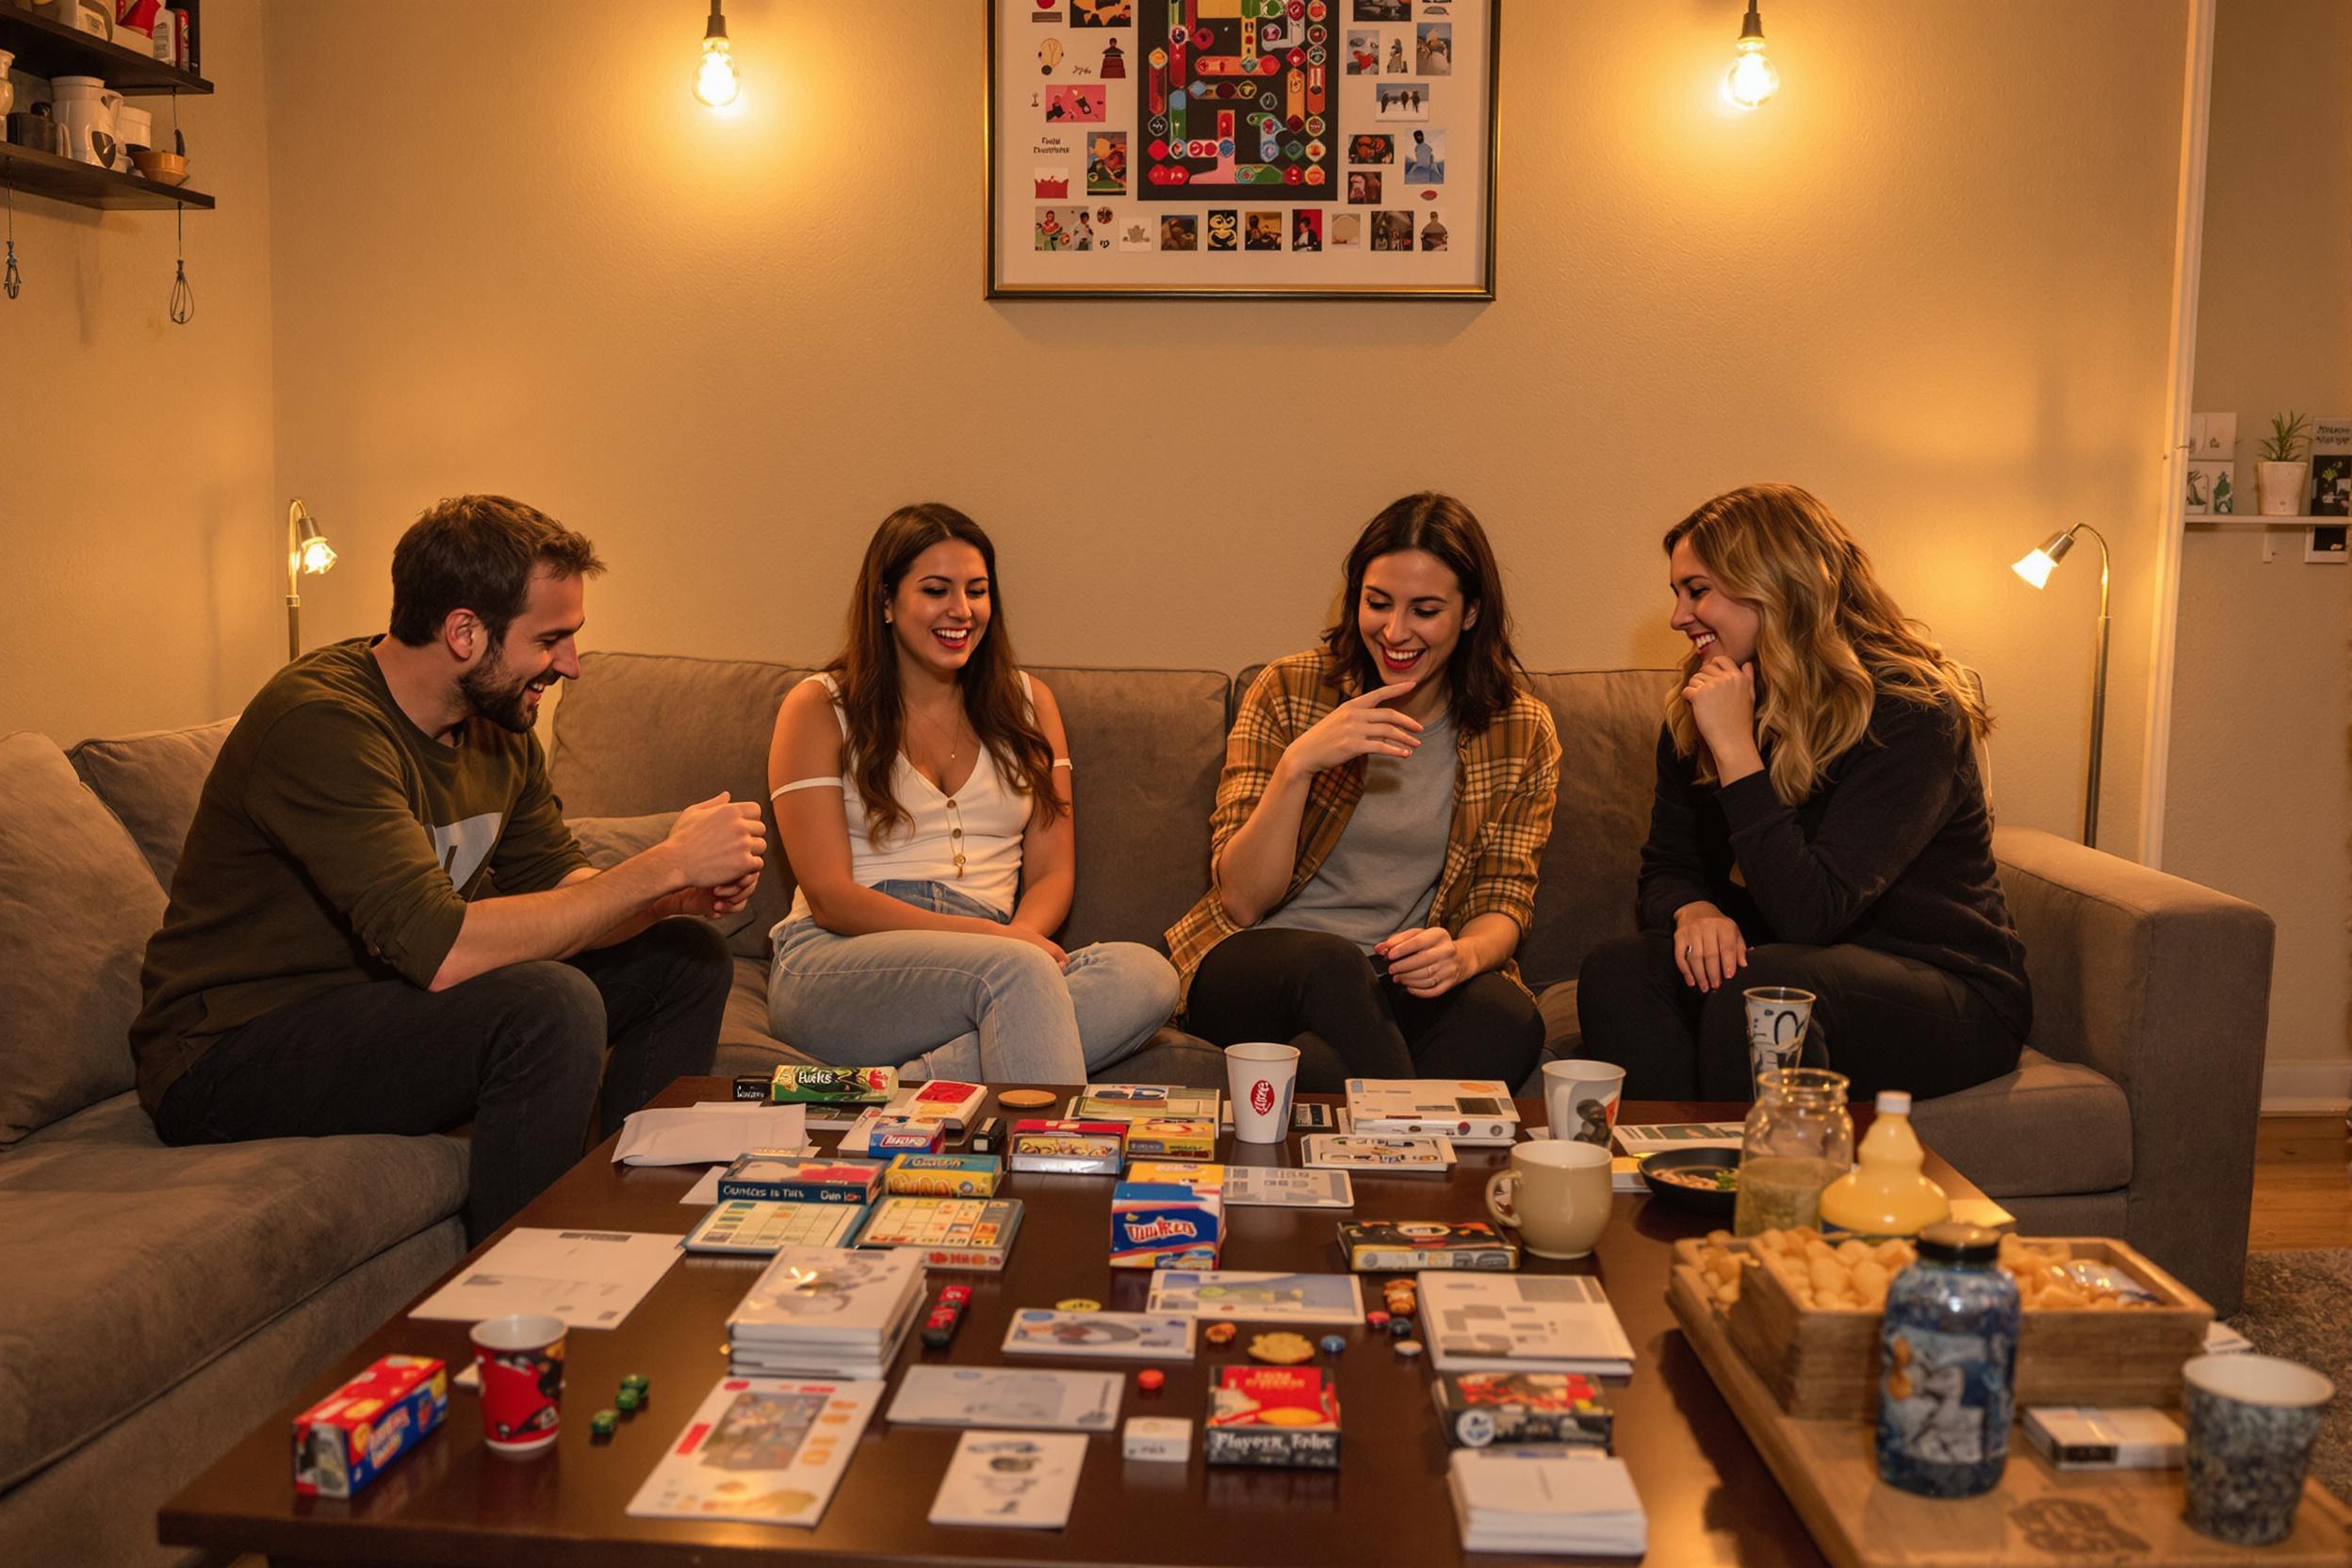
1167, 651, 1561, 1004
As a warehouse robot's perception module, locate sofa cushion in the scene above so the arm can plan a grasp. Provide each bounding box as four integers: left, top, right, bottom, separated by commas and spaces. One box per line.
1908, 1048, 2132, 1199
549, 653, 807, 959
67, 716, 237, 890
571, 812, 762, 949
0, 1092, 467, 1491
0, 734, 166, 1147
1030, 666, 1228, 951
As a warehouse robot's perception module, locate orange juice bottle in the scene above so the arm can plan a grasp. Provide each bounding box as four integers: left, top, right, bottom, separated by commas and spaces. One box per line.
1818, 1090, 1951, 1240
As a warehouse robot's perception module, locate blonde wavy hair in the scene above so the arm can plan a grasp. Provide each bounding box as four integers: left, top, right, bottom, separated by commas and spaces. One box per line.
1663, 484, 1989, 805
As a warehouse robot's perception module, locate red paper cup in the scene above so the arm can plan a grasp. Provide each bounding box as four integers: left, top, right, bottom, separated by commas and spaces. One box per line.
469, 1315, 565, 1455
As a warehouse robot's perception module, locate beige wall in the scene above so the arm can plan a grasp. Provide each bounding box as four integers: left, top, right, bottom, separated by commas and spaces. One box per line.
0, 1, 276, 743
2169, 0, 2352, 1093
260, 0, 2189, 849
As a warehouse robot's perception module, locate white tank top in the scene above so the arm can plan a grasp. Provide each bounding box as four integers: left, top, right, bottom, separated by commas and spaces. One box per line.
773, 672, 1066, 924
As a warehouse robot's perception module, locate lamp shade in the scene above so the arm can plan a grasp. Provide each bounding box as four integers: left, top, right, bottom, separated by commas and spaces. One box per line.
2012, 549, 2056, 589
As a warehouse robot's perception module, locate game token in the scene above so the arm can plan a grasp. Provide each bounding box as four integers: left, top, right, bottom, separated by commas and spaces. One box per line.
1395, 1339, 1425, 1359
999, 1089, 1056, 1110
1137, 1368, 1167, 1392
621, 1374, 648, 1395
615, 1386, 642, 1413
1204, 1321, 1238, 1346
1318, 1334, 1346, 1355
1366, 1310, 1391, 1327
1056, 1298, 1102, 1313
590, 1409, 617, 1438
1249, 1331, 1317, 1365
1388, 1316, 1416, 1339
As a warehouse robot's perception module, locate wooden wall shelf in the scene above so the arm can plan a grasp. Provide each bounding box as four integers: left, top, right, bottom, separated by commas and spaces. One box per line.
0, 8, 211, 94
0, 139, 212, 209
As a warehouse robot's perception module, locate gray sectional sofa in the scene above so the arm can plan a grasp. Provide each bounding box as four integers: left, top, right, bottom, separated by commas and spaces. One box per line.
0, 653, 2274, 1565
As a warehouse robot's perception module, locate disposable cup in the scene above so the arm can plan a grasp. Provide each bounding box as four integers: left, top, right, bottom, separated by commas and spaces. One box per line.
1224, 1042, 1299, 1144
469, 1314, 565, 1456
2182, 1352, 2334, 1546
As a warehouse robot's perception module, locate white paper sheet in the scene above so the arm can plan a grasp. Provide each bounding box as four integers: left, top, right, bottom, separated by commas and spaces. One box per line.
612, 1102, 808, 1166
408, 1228, 682, 1329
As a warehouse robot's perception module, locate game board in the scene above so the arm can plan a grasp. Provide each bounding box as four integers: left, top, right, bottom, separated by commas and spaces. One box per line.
681, 1200, 864, 1256
1137, 0, 1336, 200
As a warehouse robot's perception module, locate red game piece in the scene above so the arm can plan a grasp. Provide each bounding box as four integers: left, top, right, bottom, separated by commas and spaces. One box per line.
1137, 1368, 1166, 1392
1366, 1310, 1391, 1327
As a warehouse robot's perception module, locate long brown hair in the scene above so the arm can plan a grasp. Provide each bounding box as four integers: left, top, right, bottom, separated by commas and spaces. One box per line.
1319, 492, 1526, 735
827, 504, 1063, 845
1663, 484, 1990, 804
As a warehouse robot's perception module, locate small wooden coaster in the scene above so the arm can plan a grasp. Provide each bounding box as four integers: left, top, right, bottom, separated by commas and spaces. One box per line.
998, 1089, 1056, 1110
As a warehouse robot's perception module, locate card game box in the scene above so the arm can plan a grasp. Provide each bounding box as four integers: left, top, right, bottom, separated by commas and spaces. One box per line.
292, 1354, 449, 1498
1075, 1084, 1219, 1121
1125, 1159, 1226, 1191
769, 1065, 897, 1104
1121, 1118, 1217, 1161
1343, 1078, 1521, 1145
856, 1196, 1025, 1271
885, 1152, 1003, 1198
1337, 1219, 1521, 1273
1205, 1366, 1341, 1469
1430, 1372, 1614, 1449
1008, 1119, 1126, 1174
717, 1152, 886, 1205
1109, 1182, 1225, 1269
870, 1119, 946, 1154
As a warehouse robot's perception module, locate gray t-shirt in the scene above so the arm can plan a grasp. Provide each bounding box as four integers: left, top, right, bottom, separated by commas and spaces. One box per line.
1261, 711, 1458, 951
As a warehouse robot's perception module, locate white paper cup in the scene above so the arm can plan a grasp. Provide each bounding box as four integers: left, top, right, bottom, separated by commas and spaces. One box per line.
1542, 1060, 1626, 1148
1224, 1042, 1299, 1144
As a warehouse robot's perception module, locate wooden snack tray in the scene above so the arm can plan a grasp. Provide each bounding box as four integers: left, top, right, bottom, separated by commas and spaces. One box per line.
1681, 1235, 2213, 1420
1665, 1258, 2352, 1567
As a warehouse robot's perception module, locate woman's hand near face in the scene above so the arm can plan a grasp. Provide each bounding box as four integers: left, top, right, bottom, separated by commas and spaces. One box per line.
1282, 681, 1423, 775
1683, 656, 1766, 785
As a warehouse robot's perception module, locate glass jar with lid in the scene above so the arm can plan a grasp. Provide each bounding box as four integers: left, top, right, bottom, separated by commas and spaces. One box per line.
1731, 1066, 1854, 1236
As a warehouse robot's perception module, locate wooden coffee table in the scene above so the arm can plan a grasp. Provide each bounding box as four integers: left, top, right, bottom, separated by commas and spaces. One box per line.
161, 1086, 2001, 1567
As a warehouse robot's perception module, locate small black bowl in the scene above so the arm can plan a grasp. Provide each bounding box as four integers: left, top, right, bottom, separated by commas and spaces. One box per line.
1638, 1146, 1741, 1215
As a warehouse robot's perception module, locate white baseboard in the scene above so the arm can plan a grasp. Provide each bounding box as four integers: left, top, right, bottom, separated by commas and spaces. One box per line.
2261, 1059, 2352, 1115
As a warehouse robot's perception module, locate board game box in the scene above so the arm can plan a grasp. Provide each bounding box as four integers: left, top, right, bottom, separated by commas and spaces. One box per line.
1008, 1119, 1126, 1174
1121, 1118, 1217, 1160
1205, 1366, 1341, 1469
1338, 1219, 1520, 1273
1125, 1159, 1225, 1190
626, 1377, 882, 1527
1075, 1084, 1219, 1121
1110, 1182, 1224, 1269
682, 1199, 865, 1255
769, 1065, 897, 1104
292, 1355, 448, 1499
1299, 1133, 1455, 1172
716, 1153, 886, 1205
1343, 1078, 1521, 1145
1430, 1372, 1614, 1449
856, 1196, 1025, 1271
884, 1152, 1003, 1198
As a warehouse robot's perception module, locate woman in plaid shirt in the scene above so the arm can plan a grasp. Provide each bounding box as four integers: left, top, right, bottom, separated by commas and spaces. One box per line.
1167, 494, 1561, 1092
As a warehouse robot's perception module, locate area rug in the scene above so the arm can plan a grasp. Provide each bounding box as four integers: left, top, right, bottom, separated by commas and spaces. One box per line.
2228, 1249, 2352, 1501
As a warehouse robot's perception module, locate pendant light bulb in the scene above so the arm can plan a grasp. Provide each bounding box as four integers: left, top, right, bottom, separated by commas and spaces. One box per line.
694, 1, 740, 108
1723, 0, 1779, 110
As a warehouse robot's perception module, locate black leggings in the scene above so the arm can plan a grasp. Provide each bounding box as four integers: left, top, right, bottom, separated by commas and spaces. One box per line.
1574, 929, 2021, 1102
1185, 926, 1545, 1094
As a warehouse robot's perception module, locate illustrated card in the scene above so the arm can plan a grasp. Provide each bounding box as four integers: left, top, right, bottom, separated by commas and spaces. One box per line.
1144, 1270, 1364, 1326
681, 1200, 863, 1255
1222, 1167, 1355, 1209
928, 1430, 1089, 1529
624, 1377, 882, 1527
1001, 1310, 1198, 1361
1298, 1134, 1455, 1172
887, 1366, 1123, 1432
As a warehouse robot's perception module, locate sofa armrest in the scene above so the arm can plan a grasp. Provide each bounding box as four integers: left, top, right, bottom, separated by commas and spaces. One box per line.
1992, 825, 2274, 1311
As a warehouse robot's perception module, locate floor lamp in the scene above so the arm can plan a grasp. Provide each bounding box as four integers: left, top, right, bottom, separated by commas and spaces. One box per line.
2011, 523, 2110, 847
286, 499, 338, 661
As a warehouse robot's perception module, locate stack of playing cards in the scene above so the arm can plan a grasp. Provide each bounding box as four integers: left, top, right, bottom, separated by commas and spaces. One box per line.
927, 1430, 1088, 1528
1447, 1448, 1647, 1556
725, 1246, 925, 1380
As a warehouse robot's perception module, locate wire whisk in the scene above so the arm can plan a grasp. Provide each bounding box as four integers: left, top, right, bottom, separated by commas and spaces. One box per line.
168, 197, 192, 324
5, 174, 20, 302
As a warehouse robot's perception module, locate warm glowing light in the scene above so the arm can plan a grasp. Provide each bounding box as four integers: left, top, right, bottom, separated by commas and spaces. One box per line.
1723, 0, 1778, 110
297, 535, 337, 576
695, 35, 740, 108
2011, 549, 2055, 590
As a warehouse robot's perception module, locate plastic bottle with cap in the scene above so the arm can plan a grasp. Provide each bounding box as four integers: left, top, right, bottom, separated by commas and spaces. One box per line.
1816, 1089, 1951, 1241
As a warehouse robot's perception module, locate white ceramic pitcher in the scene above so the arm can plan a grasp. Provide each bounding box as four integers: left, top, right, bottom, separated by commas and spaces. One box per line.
52, 75, 122, 170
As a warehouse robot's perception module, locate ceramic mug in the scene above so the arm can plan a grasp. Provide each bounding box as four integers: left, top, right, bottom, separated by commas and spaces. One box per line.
1484, 1138, 1611, 1260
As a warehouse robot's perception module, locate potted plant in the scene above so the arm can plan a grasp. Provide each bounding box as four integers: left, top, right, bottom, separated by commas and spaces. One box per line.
2257, 411, 2311, 516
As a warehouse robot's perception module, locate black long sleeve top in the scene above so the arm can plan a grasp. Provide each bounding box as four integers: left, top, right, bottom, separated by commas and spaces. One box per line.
1635, 690, 2033, 1040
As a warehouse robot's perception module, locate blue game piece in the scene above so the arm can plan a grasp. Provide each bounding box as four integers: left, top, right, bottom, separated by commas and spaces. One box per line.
1319, 1333, 1346, 1355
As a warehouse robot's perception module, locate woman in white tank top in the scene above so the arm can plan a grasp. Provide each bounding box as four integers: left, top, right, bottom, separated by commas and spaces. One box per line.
763, 505, 1178, 1081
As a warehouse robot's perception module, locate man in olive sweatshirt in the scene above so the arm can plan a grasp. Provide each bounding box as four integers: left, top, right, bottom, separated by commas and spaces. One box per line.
134, 495, 764, 1242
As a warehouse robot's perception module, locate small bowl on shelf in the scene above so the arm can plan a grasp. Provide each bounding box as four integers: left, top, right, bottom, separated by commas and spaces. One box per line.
1638, 1146, 1741, 1215
131, 150, 188, 187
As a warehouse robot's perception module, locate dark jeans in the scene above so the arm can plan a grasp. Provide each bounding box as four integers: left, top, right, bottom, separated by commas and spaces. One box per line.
1574, 929, 2022, 1102
1185, 927, 1544, 1093
154, 919, 733, 1244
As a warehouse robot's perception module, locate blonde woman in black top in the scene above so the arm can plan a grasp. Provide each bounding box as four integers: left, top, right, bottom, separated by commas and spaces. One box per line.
1576, 484, 2032, 1102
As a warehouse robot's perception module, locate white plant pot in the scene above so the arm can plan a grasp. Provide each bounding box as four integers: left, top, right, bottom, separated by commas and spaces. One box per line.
2257, 460, 2310, 516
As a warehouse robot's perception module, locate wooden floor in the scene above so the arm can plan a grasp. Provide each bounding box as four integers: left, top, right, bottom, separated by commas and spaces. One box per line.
2250, 1114, 2352, 1252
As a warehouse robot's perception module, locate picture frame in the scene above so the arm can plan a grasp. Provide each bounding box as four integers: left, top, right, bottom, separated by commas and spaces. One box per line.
985, 0, 1500, 301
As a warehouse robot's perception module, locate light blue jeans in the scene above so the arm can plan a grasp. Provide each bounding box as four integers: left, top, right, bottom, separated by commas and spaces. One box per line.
767, 879, 1179, 1082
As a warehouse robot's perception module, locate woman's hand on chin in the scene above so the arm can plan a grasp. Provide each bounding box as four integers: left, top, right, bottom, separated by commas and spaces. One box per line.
1683, 655, 1756, 751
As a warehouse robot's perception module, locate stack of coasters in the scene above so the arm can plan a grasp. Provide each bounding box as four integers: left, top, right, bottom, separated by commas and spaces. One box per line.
1338, 1219, 1520, 1273
717, 1152, 886, 1205
1008, 1119, 1126, 1175
1204, 1366, 1341, 1469
1110, 1182, 1225, 1269
1431, 1372, 1613, 1449
292, 1355, 449, 1498
884, 1152, 1003, 1198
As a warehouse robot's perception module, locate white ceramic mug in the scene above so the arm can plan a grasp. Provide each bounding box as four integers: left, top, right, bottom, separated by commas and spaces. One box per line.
1542, 1060, 1625, 1148
1483, 1139, 1611, 1260
1224, 1042, 1298, 1144
51, 75, 122, 169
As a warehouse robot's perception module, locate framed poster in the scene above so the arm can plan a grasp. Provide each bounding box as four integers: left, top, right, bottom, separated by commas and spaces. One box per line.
986, 0, 1499, 300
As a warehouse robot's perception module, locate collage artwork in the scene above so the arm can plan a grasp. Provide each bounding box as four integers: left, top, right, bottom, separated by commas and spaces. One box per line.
993, 0, 1492, 295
